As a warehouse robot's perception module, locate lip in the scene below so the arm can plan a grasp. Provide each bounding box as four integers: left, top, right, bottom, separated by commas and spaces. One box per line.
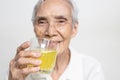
50, 40, 61, 43
37, 37, 62, 41
49, 41, 61, 45
37, 37, 63, 44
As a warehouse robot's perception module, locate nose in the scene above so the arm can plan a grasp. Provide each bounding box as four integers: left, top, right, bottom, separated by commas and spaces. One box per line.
45, 22, 57, 37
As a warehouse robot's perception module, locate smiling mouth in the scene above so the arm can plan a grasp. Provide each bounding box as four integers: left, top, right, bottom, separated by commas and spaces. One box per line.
48, 40, 60, 46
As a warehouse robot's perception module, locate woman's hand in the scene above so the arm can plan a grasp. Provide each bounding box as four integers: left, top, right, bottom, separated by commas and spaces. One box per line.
9, 41, 41, 80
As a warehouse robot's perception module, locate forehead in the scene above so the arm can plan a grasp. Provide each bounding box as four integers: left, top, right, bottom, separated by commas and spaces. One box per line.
36, 0, 72, 18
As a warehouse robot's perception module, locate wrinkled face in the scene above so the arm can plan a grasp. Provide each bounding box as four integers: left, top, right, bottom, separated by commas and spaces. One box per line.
33, 0, 78, 56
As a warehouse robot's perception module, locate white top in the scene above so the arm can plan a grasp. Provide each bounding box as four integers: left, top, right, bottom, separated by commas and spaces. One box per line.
25, 47, 104, 80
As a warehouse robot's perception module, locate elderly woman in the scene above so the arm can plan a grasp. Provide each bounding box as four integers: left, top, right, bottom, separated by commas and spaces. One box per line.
9, 0, 104, 80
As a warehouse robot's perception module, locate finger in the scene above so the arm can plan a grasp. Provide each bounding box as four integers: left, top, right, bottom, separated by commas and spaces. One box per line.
17, 57, 42, 67
14, 50, 41, 65
17, 41, 30, 53
18, 50, 41, 58
21, 67, 40, 75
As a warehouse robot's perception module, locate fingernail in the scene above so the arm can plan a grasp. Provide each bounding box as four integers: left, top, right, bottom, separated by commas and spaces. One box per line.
27, 41, 30, 44
34, 53, 40, 57
36, 60, 41, 64
33, 67, 40, 71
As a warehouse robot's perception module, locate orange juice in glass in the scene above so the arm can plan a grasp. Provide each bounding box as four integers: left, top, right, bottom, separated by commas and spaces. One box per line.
29, 37, 57, 74
38, 49, 57, 73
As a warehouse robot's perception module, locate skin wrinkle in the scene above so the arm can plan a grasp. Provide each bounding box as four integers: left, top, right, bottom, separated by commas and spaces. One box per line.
32, 0, 78, 26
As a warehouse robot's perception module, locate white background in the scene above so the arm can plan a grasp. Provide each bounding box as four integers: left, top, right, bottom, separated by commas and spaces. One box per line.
0, 0, 120, 80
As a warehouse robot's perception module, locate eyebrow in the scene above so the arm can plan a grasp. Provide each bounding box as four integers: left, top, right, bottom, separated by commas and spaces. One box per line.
36, 17, 47, 21
54, 16, 68, 21
35, 16, 68, 21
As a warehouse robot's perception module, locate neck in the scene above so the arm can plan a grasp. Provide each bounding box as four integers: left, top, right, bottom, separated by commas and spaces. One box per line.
52, 48, 71, 79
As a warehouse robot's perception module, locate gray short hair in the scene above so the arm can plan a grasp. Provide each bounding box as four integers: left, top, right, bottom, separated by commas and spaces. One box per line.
31, 0, 78, 25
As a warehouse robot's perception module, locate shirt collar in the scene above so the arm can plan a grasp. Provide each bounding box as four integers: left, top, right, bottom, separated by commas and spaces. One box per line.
59, 47, 84, 80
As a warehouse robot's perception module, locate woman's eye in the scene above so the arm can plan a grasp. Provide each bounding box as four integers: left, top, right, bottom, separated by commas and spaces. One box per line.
58, 20, 66, 24
39, 21, 46, 24
59, 20, 64, 23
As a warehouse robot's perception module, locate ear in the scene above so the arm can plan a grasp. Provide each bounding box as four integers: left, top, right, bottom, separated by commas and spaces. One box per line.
71, 22, 78, 38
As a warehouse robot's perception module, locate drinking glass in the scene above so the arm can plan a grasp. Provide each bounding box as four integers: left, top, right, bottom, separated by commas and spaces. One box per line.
28, 37, 57, 80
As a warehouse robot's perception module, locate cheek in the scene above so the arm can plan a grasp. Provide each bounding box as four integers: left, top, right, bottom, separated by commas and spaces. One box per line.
58, 26, 72, 38
57, 27, 72, 55
34, 26, 46, 37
